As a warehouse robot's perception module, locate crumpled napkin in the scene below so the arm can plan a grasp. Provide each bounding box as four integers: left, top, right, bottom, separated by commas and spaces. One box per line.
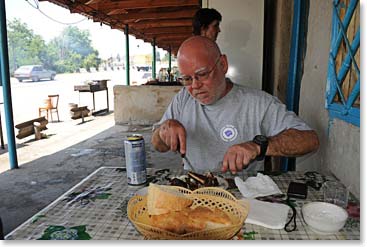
239, 198, 290, 229
234, 173, 282, 198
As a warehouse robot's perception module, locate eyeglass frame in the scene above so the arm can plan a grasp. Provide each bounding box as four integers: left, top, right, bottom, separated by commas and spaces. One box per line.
178, 55, 222, 86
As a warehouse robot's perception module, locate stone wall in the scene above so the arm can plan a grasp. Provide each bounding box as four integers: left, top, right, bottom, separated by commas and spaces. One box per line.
113, 85, 182, 125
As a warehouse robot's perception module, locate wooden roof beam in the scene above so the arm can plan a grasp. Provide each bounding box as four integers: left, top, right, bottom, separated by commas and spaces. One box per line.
87, 0, 199, 11
141, 26, 192, 35
128, 19, 192, 29
108, 8, 197, 21
145, 33, 189, 40
155, 38, 188, 44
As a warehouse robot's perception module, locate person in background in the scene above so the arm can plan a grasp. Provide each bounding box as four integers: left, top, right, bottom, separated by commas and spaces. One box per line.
151, 36, 319, 174
193, 8, 233, 84
192, 8, 222, 42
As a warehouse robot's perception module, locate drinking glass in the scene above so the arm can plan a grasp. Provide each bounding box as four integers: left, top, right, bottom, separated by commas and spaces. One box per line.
323, 181, 349, 208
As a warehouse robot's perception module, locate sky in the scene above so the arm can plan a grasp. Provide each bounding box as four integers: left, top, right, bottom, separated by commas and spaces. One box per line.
4, 0, 164, 59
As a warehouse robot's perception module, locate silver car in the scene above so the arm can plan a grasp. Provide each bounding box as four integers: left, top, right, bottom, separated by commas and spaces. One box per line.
14, 65, 56, 82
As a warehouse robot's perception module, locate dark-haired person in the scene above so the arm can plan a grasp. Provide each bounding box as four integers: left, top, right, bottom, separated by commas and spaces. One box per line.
192, 8, 222, 41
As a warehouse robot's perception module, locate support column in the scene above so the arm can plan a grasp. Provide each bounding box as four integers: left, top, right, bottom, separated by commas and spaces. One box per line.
125, 25, 130, 86
168, 46, 172, 82
0, 0, 18, 169
152, 38, 156, 79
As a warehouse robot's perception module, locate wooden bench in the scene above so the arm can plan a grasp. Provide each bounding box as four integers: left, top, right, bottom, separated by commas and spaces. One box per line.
15, 116, 48, 139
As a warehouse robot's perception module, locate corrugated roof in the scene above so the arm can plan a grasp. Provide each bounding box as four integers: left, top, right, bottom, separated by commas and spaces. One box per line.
40, 0, 202, 55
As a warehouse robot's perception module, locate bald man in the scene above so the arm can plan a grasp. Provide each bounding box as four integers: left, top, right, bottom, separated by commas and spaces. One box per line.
151, 36, 319, 174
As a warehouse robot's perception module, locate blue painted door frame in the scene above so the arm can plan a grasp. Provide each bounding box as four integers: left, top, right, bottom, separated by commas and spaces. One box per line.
281, 0, 309, 171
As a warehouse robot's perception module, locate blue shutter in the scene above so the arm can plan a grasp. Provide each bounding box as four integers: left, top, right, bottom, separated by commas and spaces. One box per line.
326, 0, 360, 127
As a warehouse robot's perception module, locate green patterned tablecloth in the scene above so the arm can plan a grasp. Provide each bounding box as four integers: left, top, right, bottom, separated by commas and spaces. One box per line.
5, 167, 360, 240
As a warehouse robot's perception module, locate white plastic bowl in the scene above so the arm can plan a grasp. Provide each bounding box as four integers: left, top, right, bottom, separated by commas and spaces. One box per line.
302, 202, 348, 235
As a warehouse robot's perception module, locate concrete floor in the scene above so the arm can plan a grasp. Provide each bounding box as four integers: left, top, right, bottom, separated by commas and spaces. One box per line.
0, 113, 181, 236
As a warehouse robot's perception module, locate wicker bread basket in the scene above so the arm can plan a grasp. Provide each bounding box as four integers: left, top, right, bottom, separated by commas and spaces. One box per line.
127, 186, 249, 240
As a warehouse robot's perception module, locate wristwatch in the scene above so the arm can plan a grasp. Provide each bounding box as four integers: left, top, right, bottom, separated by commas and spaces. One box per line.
252, 135, 269, 161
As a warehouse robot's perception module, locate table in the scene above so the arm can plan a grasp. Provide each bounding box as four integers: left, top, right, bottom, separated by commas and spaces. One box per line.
74, 80, 109, 116
5, 167, 360, 240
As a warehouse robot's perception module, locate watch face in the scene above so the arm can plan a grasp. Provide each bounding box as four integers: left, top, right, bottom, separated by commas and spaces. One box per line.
255, 135, 267, 142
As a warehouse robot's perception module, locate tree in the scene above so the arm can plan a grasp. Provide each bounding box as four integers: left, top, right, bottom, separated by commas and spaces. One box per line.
51, 26, 100, 72
7, 19, 39, 73
6, 19, 102, 74
57, 26, 94, 57
82, 52, 100, 71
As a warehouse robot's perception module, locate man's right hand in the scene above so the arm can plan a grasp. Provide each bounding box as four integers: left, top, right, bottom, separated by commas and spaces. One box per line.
152, 119, 186, 154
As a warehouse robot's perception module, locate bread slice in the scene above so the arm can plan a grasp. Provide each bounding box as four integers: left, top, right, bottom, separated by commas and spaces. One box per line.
147, 183, 193, 215
150, 209, 206, 234
149, 206, 232, 234
189, 206, 232, 230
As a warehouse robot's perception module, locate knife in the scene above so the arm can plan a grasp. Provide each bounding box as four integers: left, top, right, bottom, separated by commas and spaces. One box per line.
181, 153, 196, 172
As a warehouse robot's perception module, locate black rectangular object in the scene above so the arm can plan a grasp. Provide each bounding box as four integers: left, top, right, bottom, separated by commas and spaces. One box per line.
287, 182, 308, 199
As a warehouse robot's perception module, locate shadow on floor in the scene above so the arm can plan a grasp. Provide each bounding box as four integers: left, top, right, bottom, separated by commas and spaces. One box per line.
0, 143, 28, 155
0, 124, 181, 236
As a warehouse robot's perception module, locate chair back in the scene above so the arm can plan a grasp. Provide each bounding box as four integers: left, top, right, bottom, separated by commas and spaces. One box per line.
48, 95, 59, 109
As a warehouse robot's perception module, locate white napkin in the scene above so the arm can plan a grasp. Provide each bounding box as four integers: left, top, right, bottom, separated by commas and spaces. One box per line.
234, 173, 282, 198
240, 199, 290, 229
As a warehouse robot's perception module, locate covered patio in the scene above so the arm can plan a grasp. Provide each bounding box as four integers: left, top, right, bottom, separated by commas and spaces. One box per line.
0, 0, 360, 239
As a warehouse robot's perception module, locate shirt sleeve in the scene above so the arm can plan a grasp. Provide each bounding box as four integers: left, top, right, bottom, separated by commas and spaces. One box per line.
261, 95, 312, 136
152, 88, 186, 131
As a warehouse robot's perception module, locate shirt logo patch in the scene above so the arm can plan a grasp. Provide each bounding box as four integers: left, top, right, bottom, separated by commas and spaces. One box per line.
220, 125, 238, 142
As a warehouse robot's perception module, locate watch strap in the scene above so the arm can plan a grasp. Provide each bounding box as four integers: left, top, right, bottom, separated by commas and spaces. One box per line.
252, 135, 268, 161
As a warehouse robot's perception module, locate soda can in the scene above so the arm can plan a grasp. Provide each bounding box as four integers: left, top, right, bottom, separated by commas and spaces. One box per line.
124, 135, 147, 186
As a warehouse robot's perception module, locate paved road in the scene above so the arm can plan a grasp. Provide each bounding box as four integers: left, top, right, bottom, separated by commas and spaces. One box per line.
0, 70, 134, 144
0, 70, 135, 170
3, 70, 128, 123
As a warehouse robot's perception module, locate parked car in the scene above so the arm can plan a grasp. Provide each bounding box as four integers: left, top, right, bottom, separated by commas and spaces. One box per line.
142, 72, 152, 80
13, 65, 56, 82
136, 65, 151, 72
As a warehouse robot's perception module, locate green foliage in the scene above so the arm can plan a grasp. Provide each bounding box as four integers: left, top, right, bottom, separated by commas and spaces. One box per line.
7, 19, 101, 74
82, 52, 101, 71
7, 19, 36, 73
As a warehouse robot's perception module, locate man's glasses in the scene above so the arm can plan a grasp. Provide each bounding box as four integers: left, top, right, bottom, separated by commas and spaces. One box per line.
178, 56, 221, 86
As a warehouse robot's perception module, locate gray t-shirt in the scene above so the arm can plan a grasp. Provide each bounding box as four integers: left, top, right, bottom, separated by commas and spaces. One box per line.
154, 83, 312, 172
